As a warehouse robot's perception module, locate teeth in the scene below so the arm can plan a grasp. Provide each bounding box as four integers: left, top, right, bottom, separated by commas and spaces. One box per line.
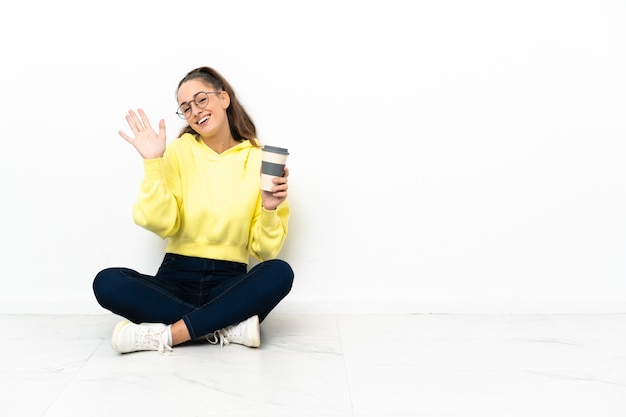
199, 116, 209, 124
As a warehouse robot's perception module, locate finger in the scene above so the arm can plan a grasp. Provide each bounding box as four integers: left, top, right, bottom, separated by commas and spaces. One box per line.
271, 189, 288, 199
274, 171, 288, 184
273, 175, 288, 185
126, 111, 143, 133
118, 130, 133, 143
137, 109, 153, 131
125, 112, 141, 135
158, 119, 166, 140
271, 178, 288, 192
275, 182, 288, 192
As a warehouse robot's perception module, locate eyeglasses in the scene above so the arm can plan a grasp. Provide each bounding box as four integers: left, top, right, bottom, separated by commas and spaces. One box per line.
176, 91, 221, 119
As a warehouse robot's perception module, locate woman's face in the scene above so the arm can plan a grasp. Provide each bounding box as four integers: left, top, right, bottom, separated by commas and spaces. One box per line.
177, 79, 230, 138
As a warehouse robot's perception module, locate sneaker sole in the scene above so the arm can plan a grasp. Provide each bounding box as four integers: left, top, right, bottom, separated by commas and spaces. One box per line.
249, 315, 261, 348
111, 320, 131, 353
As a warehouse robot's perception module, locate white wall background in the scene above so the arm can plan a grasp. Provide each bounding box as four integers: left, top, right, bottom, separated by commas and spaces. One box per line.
0, 0, 624, 314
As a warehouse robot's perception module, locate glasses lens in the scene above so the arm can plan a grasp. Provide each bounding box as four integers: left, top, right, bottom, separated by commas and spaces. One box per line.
176, 104, 191, 119
195, 92, 209, 109
176, 92, 213, 119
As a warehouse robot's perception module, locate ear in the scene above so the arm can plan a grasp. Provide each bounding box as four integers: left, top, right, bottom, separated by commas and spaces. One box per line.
220, 91, 231, 109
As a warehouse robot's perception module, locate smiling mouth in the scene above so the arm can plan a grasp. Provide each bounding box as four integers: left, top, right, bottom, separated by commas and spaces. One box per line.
198, 115, 210, 125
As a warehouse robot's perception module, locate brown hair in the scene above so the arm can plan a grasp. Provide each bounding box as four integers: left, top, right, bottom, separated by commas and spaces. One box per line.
176, 66, 259, 147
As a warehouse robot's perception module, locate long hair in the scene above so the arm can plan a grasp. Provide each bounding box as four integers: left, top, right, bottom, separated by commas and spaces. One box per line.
176, 67, 259, 147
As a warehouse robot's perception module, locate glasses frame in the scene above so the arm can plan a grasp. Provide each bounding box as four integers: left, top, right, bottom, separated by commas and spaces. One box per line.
176, 91, 222, 119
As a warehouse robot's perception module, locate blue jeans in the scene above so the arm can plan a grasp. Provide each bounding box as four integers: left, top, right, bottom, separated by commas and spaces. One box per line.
93, 254, 294, 339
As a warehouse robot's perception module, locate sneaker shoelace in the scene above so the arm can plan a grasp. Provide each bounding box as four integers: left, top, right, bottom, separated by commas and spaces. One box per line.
206, 329, 231, 347
137, 327, 173, 354
206, 322, 247, 347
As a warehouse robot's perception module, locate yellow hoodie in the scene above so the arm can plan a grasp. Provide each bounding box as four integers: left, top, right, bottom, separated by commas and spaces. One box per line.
132, 134, 289, 264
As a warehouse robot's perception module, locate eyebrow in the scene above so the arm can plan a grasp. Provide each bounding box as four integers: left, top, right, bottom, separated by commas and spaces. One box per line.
178, 91, 203, 106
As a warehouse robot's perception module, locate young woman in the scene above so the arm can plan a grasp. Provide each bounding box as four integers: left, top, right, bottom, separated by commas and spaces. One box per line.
93, 66, 294, 354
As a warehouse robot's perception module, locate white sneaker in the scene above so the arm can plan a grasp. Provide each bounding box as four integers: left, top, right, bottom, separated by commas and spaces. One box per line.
111, 320, 173, 354
206, 316, 260, 348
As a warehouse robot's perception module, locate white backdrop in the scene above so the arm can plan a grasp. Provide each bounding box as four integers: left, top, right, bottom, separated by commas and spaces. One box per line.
0, 0, 624, 314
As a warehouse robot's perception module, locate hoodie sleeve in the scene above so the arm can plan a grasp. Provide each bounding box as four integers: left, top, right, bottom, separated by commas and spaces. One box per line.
248, 199, 290, 261
131, 155, 182, 239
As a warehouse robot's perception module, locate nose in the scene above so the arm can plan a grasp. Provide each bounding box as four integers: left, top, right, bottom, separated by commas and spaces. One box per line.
190, 101, 204, 114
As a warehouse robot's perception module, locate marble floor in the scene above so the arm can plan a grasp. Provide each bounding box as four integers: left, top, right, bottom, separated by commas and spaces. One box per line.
1, 313, 625, 417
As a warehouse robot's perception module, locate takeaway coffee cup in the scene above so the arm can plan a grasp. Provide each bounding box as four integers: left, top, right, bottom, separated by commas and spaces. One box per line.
261, 145, 289, 191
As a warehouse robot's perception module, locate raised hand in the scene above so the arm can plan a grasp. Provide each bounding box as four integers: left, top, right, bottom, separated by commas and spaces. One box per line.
118, 109, 166, 159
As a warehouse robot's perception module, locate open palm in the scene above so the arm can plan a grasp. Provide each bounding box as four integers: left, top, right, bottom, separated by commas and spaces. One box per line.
118, 108, 166, 159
